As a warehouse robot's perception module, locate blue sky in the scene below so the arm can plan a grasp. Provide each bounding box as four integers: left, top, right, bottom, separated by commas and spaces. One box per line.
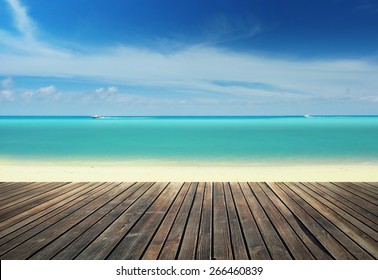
1, 0, 378, 115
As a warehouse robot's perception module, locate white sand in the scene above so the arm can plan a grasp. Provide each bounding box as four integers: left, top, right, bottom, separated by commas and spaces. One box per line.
1, 162, 377, 181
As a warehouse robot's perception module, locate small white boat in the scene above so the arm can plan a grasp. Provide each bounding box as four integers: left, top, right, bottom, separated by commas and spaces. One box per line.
92, 115, 104, 119
304, 114, 312, 118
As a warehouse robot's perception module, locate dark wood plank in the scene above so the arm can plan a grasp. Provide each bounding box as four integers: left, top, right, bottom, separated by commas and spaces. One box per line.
252, 182, 314, 259
212, 182, 233, 260
158, 183, 197, 260
332, 183, 378, 208
341, 182, 378, 201
282, 183, 374, 259
305, 183, 378, 233
259, 183, 332, 259
0, 182, 81, 223
351, 182, 378, 196
292, 183, 378, 257
0, 182, 122, 259
30, 182, 137, 259
196, 182, 213, 260
52, 182, 150, 259
0, 182, 104, 241
319, 182, 378, 218
142, 183, 191, 260
0, 182, 58, 203
223, 182, 249, 259
0, 182, 377, 260
269, 182, 355, 259
177, 182, 205, 260
241, 182, 291, 260
108, 182, 182, 260
75, 182, 165, 260
0, 183, 35, 196
230, 182, 270, 259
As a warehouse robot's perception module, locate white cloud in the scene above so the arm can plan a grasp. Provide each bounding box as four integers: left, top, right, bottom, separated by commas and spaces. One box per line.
0, 89, 15, 101
1, 77, 14, 88
37, 85, 56, 94
21, 85, 63, 102
95, 86, 118, 94
5, 0, 36, 38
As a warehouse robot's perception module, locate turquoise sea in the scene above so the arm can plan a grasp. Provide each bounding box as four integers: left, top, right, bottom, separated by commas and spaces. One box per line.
0, 116, 378, 165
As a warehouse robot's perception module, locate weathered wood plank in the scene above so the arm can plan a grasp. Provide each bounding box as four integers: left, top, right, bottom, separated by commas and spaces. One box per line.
75, 182, 165, 260
0, 182, 377, 260
158, 183, 197, 260
52, 182, 150, 259
260, 182, 332, 260
230, 182, 270, 259
241, 182, 291, 260
224, 182, 249, 260
212, 182, 233, 260
142, 183, 190, 260
177, 182, 205, 260
0, 182, 104, 241
108, 182, 182, 260
291, 183, 378, 258
253, 182, 314, 259
30, 182, 137, 259
269, 182, 355, 259
282, 183, 374, 259
0, 182, 122, 259
196, 182, 213, 260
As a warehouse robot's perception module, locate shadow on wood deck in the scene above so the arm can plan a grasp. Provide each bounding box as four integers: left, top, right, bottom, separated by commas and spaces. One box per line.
0, 182, 377, 260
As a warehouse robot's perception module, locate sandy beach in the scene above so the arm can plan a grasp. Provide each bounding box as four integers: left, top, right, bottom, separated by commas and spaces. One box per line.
1, 161, 377, 182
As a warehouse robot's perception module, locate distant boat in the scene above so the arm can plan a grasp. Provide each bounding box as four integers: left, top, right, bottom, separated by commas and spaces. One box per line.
92, 115, 104, 119
304, 114, 312, 118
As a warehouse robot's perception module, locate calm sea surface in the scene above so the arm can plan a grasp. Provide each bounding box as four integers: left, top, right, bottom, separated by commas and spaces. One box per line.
1, 116, 378, 164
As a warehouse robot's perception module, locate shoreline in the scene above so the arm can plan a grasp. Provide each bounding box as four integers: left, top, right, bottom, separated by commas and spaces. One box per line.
1, 162, 378, 181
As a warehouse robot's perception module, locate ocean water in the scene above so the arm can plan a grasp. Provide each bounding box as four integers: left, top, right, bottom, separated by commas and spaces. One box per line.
0, 116, 378, 165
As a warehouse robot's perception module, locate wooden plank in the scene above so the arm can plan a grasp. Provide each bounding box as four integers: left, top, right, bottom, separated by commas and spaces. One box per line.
75, 182, 165, 260
52, 182, 151, 259
0, 182, 68, 210
0, 182, 54, 202
259, 183, 332, 259
196, 182, 213, 260
332, 183, 378, 208
268, 182, 354, 259
142, 183, 191, 260
0, 183, 35, 196
158, 183, 197, 260
223, 182, 249, 260
351, 182, 378, 196
0, 182, 104, 241
252, 182, 314, 259
305, 183, 378, 233
241, 182, 291, 260
30, 182, 138, 259
281, 183, 374, 259
108, 182, 183, 260
0, 182, 81, 223
212, 182, 233, 260
177, 182, 205, 260
342, 182, 378, 200
0, 182, 123, 259
307, 183, 378, 229
319, 183, 378, 217
292, 183, 378, 257
230, 182, 270, 259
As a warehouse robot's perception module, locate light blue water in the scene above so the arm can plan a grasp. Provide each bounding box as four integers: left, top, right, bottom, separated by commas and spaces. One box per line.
0, 116, 378, 164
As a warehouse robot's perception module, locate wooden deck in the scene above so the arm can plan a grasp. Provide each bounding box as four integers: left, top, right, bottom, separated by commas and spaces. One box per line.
0, 182, 377, 260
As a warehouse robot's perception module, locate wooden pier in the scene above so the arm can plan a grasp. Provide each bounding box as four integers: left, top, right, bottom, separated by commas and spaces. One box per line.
0, 182, 377, 260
